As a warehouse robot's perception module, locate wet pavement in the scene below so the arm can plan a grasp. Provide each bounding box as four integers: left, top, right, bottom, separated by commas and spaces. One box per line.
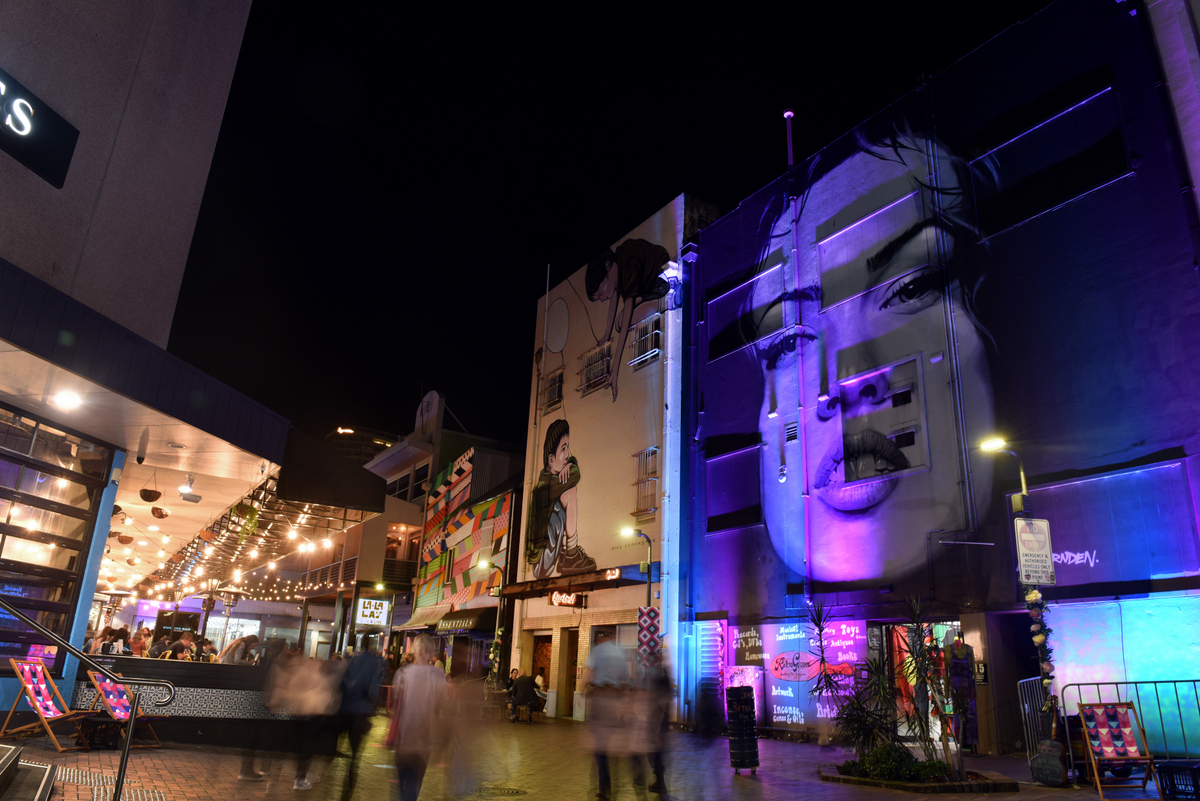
10, 715, 1165, 801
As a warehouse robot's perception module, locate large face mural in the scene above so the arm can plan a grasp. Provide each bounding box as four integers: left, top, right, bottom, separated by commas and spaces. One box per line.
737, 131, 995, 585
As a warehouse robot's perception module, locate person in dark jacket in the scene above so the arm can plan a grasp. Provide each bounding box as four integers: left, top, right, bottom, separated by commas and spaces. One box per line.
511, 673, 541, 717
336, 640, 384, 800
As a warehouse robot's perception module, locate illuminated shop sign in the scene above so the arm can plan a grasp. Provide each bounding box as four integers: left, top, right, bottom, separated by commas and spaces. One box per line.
356, 598, 389, 627
0, 66, 79, 188
549, 591, 584, 608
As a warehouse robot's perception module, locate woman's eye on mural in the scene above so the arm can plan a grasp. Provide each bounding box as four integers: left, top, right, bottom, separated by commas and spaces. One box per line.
878, 266, 942, 314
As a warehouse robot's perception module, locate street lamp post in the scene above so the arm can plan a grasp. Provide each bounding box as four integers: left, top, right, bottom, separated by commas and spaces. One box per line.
622, 528, 653, 608
476, 557, 505, 681
980, 437, 1029, 515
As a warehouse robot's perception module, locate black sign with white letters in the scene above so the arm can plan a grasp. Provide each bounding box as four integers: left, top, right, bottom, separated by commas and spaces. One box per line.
0, 66, 79, 188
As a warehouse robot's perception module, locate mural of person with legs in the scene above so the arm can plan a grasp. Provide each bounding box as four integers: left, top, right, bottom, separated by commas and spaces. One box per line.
526, 419, 597, 578
586, 239, 675, 402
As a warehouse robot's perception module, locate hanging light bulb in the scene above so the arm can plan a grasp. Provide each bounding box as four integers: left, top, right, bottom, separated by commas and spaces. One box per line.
250, 549, 258, 558
268, 561, 276, 570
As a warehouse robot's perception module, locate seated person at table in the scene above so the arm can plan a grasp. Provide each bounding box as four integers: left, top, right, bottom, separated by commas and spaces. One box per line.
129, 632, 146, 657
195, 638, 217, 661
168, 632, 195, 660
102, 627, 132, 655
218, 634, 260, 665
511, 672, 541, 717
145, 635, 170, 659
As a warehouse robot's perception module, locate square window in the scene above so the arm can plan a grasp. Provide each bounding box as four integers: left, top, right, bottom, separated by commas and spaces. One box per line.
837, 359, 926, 484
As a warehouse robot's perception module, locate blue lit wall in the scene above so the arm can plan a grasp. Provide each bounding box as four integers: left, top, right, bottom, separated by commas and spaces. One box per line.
1050, 596, 1200, 753
688, 0, 1200, 625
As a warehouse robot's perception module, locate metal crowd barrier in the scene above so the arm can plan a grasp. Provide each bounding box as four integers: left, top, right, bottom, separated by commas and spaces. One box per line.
1059, 679, 1200, 779
1017, 676, 1047, 766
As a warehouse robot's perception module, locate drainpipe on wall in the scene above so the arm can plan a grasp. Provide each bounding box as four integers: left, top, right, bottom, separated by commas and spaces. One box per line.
785, 110, 814, 606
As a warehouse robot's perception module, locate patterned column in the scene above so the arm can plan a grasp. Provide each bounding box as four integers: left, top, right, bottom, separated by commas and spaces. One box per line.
637, 606, 661, 669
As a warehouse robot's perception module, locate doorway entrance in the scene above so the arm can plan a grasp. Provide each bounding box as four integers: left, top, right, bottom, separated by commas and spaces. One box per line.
560, 629, 579, 717
532, 635, 552, 688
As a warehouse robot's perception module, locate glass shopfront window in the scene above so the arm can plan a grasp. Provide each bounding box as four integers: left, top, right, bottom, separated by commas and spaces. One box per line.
0, 400, 112, 676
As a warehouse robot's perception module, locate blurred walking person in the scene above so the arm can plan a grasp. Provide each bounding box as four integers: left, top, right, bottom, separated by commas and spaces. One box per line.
633, 664, 672, 794
336, 639, 385, 801
389, 634, 447, 801
586, 630, 628, 801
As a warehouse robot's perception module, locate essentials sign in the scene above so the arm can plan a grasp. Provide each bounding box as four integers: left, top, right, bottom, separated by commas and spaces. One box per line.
0, 66, 79, 188
356, 598, 388, 626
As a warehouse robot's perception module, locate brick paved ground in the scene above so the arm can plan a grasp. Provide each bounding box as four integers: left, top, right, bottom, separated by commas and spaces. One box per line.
8, 716, 1166, 801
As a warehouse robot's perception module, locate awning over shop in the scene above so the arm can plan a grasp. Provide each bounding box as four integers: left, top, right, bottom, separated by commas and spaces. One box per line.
500, 562, 661, 601
396, 604, 450, 630
435, 606, 497, 634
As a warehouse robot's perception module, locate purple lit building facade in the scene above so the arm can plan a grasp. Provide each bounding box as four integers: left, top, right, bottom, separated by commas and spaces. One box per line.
681, 0, 1200, 753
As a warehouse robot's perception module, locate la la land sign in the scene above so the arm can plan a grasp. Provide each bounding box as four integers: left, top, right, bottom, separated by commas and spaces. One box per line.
356, 598, 388, 626
1015, 517, 1056, 585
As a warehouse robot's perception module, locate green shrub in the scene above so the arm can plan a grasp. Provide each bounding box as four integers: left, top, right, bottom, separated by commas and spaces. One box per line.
840, 744, 950, 783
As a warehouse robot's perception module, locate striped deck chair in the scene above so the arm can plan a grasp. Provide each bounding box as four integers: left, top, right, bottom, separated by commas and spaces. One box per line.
87, 671, 167, 748
1079, 702, 1164, 801
0, 658, 91, 751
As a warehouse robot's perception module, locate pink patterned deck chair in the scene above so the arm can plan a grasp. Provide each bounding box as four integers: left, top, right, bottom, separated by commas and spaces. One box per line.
0, 658, 91, 751
1079, 702, 1164, 801
87, 671, 166, 748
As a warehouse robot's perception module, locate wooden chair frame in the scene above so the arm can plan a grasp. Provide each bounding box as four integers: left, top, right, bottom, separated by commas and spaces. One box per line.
86, 671, 167, 749
0, 658, 91, 752
1078, 702, 1164, 801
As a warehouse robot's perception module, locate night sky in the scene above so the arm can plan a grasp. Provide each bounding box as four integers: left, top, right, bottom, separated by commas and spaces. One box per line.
168, 2, 1053, 447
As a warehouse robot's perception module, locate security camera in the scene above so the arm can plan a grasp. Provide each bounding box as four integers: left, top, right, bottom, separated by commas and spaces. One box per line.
136, 455, 145, 465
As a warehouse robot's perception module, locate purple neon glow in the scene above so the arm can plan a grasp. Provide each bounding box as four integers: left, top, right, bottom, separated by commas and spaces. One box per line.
971, 87, 1114, 162
706, 262, 782, 305
837, 366, 891, 386
816, 190, 920, 247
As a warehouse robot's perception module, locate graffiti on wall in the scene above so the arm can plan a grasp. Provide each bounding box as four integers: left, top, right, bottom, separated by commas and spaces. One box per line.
526, 418, 596, 578
415, 450, 514, 609
584, 239, 676, 402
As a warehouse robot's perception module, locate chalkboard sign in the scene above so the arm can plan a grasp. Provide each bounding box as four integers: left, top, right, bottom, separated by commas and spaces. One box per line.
726, 686, 759, 771
731, 626, 765, 667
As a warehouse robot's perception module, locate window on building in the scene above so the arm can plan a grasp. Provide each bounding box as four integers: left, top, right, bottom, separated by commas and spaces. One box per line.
706, 253, 786, 362
836, 358, 927, 484
628, 311, 663, 370
632, 446, 659, 521
0, 402, 111, 677
410, 462, 430, 505
541, 368, 565, 414
578, 341, 612, 397
387, 473, 411, 501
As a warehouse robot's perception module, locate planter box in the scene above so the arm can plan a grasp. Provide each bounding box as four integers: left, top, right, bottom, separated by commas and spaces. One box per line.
818, 768, 1019, 793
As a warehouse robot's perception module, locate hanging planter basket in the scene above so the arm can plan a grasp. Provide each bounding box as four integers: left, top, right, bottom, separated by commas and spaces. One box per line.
198, 530, 216, 542
151, 506, 170, 520
117, 534, 134, 545
171, 553, 184, 563
139, 472, 162, 502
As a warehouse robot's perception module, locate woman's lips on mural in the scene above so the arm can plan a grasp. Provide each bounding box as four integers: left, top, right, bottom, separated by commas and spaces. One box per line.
814, 429, 911, 512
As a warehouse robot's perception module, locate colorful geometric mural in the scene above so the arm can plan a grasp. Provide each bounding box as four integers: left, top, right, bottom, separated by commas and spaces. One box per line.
414, 449, 513, 611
